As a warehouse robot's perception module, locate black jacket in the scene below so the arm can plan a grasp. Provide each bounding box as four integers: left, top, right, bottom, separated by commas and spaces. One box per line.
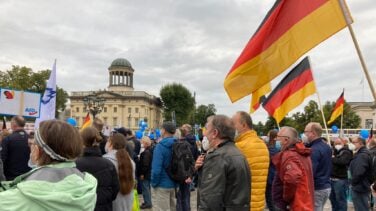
349, 146, 371, 193
184, 134, 199, 160
139, 147, 152, 180
76, 147, 120, 211
331, 146, 352, 179
198, 140, 251, 211
1, 129, 31, 180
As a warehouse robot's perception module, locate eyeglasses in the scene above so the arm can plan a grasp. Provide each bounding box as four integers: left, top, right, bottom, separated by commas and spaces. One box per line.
277, 135, 290, 140
304, 130, 312, 133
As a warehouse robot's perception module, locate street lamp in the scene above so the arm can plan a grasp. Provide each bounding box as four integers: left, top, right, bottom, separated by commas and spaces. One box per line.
83, 95, 105, 119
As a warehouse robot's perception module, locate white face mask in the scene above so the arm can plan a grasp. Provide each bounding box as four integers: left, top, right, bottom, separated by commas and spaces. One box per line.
348, 143, 355, 151
301, 134, 309, 143
202, 136, 210, 151
334, 145, 343, 151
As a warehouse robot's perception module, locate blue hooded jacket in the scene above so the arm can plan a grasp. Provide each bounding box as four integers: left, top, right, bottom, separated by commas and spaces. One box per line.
151, 136, 176, 188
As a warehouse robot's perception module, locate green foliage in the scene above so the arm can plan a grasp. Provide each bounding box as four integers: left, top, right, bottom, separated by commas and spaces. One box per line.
159, 83, 195, 126
259, 100, 361, 134
0, 65, 68, 118
190, 104, 216, 126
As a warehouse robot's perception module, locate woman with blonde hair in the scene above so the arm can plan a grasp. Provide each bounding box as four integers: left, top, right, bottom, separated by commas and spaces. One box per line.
0, 120, 97, 210
139, 136, 153, 209
76, 126, 120, 211
104, 133, 136, 211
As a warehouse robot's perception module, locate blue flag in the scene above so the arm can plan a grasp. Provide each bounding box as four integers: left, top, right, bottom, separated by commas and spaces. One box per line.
34, 60, 57, 128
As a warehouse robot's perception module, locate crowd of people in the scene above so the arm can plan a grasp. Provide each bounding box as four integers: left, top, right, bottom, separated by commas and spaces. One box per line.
0, 113, 376, 211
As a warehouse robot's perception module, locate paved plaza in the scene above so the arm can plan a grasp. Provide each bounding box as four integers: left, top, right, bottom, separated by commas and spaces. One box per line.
138, 190, 358, 211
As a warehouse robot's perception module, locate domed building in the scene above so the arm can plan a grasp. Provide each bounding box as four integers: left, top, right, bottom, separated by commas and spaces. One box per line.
69, 58, 163, 130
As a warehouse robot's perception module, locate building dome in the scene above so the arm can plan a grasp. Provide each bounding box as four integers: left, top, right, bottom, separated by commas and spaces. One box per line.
110, 58, 132, 68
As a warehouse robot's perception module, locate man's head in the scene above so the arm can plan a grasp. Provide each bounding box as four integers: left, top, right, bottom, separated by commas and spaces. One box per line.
352, 136, 366, 151
161, 121, 176, 137
204, 115, 235, 150
277, 126, 299, 151
11, 115, 26, 130
92, 118, 104, 131
304, 122, 322, 142
180, 124, 192, 137
232, 111, 253, 136
333, 138, 344, 151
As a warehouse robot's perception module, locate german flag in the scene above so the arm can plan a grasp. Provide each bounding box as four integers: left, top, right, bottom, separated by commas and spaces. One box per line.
250, 82, 271, 113
327, 91, 344, 125
262, 57, 316, 123
81, 112, 92, 130
224, 0, 351, 103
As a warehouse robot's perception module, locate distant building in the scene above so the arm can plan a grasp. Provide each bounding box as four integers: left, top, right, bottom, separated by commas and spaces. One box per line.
348, 101, 376, 129
69, 58, 163, 130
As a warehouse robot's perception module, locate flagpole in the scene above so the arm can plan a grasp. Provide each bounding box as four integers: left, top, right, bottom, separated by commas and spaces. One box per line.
316, 92, 330, 141
307, 56, 330, 140
338, 0, 376, 102
340, 88, 344, 137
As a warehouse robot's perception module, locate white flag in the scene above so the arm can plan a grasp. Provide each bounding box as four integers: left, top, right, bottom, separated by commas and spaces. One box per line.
34, 60, 57, 128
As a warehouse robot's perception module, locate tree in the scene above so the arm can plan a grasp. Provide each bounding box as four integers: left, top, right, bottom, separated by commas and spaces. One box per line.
0, 65, 68, 118
159, 83, 195, 126
190, 104, 216, 126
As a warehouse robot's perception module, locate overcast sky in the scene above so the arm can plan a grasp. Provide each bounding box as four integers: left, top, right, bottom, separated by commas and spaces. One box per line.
0, 0, 375, 123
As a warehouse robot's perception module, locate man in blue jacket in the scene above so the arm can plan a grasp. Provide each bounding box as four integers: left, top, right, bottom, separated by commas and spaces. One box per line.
151, 121, 177, 210
304, 122, 332, 211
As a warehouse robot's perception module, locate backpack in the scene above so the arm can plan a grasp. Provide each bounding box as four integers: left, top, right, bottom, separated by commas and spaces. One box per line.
368, 150, 376, 183
166, 140, 195, 183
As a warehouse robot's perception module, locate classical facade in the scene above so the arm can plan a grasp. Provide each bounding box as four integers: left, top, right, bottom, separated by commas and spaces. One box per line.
69, 58, 163, 130
348, 101, 376, 128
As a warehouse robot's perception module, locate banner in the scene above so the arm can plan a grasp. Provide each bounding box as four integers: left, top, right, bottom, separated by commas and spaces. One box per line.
0, 88, 41, 118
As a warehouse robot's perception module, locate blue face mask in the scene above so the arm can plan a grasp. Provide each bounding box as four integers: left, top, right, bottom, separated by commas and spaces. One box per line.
275, 141, 281, 151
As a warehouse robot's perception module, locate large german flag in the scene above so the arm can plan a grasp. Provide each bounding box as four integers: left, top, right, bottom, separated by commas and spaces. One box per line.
250, 82, 271, 113
262, 57, 316, 123
327, 91, 344, 125
224, 0, 351, 103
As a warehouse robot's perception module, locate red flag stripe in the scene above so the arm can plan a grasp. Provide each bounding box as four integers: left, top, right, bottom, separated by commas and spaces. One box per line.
228, 0, 327, 75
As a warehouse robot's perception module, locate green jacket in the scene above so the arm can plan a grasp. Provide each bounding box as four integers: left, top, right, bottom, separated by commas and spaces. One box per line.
0, 162, 97, 211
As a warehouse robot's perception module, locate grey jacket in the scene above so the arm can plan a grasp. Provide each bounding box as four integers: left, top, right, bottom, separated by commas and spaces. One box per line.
198, 140, 251, 211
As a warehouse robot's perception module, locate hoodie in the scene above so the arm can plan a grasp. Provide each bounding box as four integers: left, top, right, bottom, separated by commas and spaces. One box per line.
0, 162, 97, 211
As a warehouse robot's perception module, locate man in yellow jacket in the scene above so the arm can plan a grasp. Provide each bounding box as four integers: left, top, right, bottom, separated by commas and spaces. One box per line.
232, 111, 270, 211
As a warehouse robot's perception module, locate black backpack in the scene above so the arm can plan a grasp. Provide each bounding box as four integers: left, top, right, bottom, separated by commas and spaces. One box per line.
167, 140, 195, 183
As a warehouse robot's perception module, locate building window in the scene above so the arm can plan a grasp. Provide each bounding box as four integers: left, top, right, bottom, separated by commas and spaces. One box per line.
103, 117, 107, 124
113, 117, 117, 126
365, 119, 373, 129
135, 108, 139, 113
135, 118, 139, 127
114, 107, 117, 113
128, 107, 132, 113
76, 107, 79, 112
104, 107, 107, 112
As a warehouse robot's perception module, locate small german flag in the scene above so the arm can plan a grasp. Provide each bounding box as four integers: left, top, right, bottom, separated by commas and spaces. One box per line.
224, 0, 351, 103
327, 91, 345, 125
81, 112, 92, 130
263, 57, 316, 123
